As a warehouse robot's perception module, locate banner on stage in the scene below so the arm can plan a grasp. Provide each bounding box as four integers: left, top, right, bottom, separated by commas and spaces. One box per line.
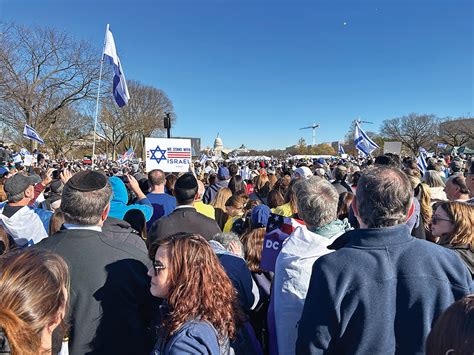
145, 138, 192, 172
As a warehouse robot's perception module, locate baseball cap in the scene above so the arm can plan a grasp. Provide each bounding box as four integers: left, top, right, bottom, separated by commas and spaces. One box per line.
4, 174, 41, 195
294, 166, 313, 180
218, 166, 230, 179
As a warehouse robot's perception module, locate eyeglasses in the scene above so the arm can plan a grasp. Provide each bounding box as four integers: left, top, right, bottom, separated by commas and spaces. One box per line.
152, 260, 166, 276
432, 216, 453, 225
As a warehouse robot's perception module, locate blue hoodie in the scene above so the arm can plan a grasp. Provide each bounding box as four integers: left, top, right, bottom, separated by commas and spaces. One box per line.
108, 176, 153, 222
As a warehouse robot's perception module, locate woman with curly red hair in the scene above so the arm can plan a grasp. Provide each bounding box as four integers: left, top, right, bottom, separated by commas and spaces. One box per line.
148, 232, 243, 354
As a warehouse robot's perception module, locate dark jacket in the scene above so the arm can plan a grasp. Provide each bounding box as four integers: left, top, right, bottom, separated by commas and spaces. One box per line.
102, 216, 148, 253
35, 228, 155, 355
203, 180, 228, 204
296, 224, 473, 355
331, 180, 352, 195
444, 244, 474, 278
148, 206, 221, 245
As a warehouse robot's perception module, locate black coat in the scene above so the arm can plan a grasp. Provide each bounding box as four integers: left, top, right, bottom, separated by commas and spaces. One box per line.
102, 217, 148, 253
148, 206, 221, 245
35, 228, 155, 355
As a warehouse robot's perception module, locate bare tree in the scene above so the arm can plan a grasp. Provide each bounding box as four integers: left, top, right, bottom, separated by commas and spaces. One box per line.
98, 80, 174, 159
438, 117, 474, 147
380, 113, 438, 156
0, 23, 102, 150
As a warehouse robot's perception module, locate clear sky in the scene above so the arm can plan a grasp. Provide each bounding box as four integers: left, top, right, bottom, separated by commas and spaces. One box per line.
1, 0, 472, 150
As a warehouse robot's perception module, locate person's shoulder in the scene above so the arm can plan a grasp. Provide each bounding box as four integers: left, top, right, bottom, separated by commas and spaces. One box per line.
161, 319, 220, 355
98, 233, 149, 260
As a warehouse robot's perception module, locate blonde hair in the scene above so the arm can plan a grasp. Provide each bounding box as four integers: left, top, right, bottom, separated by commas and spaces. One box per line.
210, 187, 232, 210
438, 201, 474, 249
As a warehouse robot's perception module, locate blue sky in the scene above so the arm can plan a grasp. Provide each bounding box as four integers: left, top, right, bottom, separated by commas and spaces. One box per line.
1, 0, 472, 150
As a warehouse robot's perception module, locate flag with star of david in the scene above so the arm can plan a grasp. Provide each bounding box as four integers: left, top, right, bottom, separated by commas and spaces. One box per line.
260, 213, 305, 272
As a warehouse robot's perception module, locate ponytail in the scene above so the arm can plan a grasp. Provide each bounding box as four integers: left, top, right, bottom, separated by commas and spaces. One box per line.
0, 307, 39, 355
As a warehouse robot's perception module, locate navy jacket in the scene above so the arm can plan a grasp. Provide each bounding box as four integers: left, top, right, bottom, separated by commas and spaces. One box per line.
296, 224, 473, 355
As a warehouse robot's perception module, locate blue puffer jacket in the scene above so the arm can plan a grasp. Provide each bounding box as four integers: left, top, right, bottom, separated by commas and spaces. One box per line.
108, 176, 153, 222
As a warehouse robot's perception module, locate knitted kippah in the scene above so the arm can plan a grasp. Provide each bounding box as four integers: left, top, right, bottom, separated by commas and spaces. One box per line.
66, 170, 107, 192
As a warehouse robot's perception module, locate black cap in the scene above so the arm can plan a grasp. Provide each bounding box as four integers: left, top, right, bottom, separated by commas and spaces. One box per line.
66, 170, 107, 192
174, 173, 198, 201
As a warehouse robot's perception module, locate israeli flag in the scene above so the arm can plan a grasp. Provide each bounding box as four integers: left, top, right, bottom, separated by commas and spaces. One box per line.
354, 122, 378, 157
417, 151, 428, 175
338, 143, 345, 156
103, 25, 130, 107
23, 124, 45, 145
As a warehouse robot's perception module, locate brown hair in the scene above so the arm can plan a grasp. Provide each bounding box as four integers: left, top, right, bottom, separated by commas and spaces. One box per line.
225, 194, 248, 211
49, 209, 65, 236
149, 233, 242, 341
0, 228, 10, 255
241, 228, 266, 273
438, 201, 474, 249
0, 248, 69, 355
426, 295, 474, 355
337, 192, 353, 220
267, 190, 285, 209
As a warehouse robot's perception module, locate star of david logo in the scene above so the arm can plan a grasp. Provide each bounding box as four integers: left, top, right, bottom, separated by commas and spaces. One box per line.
149, 145, 167, 164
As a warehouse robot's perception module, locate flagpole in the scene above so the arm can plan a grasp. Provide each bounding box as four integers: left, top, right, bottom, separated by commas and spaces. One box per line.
92, 24, 109, 166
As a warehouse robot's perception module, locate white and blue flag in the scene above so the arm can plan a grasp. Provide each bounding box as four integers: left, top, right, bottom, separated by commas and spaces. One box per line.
103, 25, 130, 107
354, 122, 378, 157
23, 124, 45, 145
417, 148, 428, 175
338, 143, 345, 156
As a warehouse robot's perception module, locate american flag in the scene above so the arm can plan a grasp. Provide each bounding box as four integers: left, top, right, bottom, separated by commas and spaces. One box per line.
260, 213, 305, 272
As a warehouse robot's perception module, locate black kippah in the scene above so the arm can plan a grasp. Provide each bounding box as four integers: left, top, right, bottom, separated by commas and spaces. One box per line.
67, 170, 107, 192
175, 173, 198, 190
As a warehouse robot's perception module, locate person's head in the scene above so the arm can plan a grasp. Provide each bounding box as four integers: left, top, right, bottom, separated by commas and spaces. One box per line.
123, 209, 147, 241
431, 201, 474, 249
374, 154, 400, 168
294, 176, 339, 228
241, 227, 266, 273
444, 175, 469, 201
254, 174, 270, 195
426, 295, 474, 355
228, 175, 246, 195
217, 166, 230, 181
60, 171, 112, 226
0, 248, 69, 355
355, 166, 413, 228
228, 164, 239, 177
467, 160, 474, 196
337, 192, 353, 220
173, 173, 198, 205
225, 194, 248, 217
333, 165, 348, 182
423, 170, 445, 188
293, 166, 313, 180
267, 189, 285, 209
4, 173, 42, 205
148, 233, 241, 340
148, 169, 165, 188
48, 209, 65, 236
165, 174, 177, 195
210, 187, 232, 209
211, 232, 244, 258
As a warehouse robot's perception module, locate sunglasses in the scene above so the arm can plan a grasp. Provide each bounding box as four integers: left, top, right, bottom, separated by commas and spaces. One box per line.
152, 260, 166, 276
432, 216, 453, 225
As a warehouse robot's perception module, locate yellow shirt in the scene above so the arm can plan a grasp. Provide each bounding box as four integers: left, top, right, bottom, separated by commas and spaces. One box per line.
272, 202, 293, 217
193, 201, 216, 220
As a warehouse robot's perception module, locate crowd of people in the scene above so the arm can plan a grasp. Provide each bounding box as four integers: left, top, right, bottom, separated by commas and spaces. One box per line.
0, 147, 473, 354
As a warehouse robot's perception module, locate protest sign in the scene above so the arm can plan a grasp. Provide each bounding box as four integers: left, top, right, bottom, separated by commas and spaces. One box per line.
383, 142, 402, 155
145, 138, 192, 172
23, 155, 34, 166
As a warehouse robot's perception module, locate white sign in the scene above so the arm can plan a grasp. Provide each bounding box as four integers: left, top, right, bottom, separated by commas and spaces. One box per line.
383, 142, 402, 155
23, 155, 34, 166
145, 138, 192, 172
